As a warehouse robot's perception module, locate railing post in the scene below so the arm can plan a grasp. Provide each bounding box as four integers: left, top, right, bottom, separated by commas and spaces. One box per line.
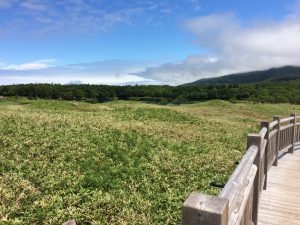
289, 113, 296, 153
260, 121, 269, 190
182, 192, 229, 225
273, 116, 280, 166
247, 134, 262, 225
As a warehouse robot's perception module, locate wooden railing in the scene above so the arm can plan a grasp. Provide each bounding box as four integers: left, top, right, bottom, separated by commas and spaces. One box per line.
182, 113, 299, 225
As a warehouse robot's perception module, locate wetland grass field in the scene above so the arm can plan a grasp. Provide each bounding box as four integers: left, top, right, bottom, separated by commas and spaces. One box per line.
0, 98, 300, 224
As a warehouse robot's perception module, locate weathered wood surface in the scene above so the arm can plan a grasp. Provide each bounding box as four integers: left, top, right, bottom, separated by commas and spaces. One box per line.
183, 193, 229, 225
279, 117, 294, 123
182, 114, 298, 225
296, 123, 300, 143
258, 150, 300, 225
268, 120, 278, 129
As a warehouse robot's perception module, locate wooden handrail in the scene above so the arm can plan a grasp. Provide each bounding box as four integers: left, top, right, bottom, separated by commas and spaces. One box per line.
269, 120, 279, 129
182, 113, 297, 225
280, 123, 293, 131
259, 127, 268, 139
269, 129, 278, 138
280, 117, 294, 123
219, 146, 258, 225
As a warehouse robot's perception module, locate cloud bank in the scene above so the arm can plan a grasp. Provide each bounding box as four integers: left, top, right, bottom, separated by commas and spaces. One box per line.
0, 59, 159, 85
136, 12, 300, 85
0, 59, 55, 70
2, 1, 300, 85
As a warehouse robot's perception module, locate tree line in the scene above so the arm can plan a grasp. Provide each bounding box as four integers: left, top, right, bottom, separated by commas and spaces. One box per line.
0, 80, 299, 104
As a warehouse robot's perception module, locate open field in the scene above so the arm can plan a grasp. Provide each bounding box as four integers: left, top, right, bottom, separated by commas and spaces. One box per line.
0, 98, 300, 224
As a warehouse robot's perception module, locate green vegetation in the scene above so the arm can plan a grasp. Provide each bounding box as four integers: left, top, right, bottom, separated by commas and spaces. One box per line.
0, 98, 300, 224
185, 65, 300, 85
0, 78, 300, 105
1, 66, 300, 104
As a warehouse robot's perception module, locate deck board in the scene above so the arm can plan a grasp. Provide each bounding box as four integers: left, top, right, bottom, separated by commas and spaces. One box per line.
258, 150, 300, 225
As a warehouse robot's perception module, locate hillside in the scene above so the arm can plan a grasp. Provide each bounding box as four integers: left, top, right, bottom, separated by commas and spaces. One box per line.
185, 66, 300, 85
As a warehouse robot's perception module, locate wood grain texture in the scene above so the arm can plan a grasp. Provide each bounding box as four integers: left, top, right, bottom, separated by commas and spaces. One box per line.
259, 127, 268, 139
183, 192, 229, 225
273, 116, 280, 166
289, 113, 297, 153
295, 124, 300, 143
261, 121, 270, 190
280, 117, 294, 123
247, 134, 263, 224
269, 120, 279, 129
229, 165, 257, 225
258, 150, 300, 225
182, 115, 298, 225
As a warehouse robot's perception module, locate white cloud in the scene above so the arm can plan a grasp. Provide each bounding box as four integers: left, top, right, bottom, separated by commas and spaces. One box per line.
0, 59, 159, 85
0, 59, 55, 71
20, 0, 47, 11
0, 1, 144, 37
0, 74, 152, 85
136, 12, 300, 85
0, 0, 13, 8
289, 0, 300, 14
0, 0, 204, 37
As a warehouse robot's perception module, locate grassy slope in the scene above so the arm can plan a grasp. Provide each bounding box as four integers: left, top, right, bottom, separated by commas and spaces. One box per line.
0, 98, 299, 224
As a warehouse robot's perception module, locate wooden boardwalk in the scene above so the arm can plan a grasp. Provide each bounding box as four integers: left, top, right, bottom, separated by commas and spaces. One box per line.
183, 114, 300, 225
258, 148, 300, 225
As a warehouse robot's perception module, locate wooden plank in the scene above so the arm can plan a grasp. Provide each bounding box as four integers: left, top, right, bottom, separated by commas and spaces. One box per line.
182, 115, 299, 225
259, 127, 268, 139
258, 151, 300, 225
219, 146, 257, 225
182, 193, 229, 225
261, 121, 269, 190
228, 165, 257, 225
296, 124, 300, 143
219, 146, 257, 199
280, 117, 294, 123
273, 116, 280, 167
247, 134, 263, 224
279, 123, 293, 131
269, 120, 279, 129
279, 144, 292, 154
289, 113, 296, 153
269, 129, 278, 139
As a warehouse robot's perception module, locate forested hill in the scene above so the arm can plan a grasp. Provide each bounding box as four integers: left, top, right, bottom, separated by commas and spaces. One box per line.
0, 66, 300, 104
185, 66, 300, 85
0, 79, 300, 104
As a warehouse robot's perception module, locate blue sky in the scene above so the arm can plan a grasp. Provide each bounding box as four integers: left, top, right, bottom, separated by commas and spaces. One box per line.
1, 0, 300, 85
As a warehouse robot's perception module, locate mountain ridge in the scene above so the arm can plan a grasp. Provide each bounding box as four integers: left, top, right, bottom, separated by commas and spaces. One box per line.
184, 66, 300, 86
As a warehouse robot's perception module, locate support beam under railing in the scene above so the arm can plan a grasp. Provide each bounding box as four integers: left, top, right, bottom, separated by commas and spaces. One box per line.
289, 113, 297, 153
260, 121, 269, 190
273, 116, 280, 166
